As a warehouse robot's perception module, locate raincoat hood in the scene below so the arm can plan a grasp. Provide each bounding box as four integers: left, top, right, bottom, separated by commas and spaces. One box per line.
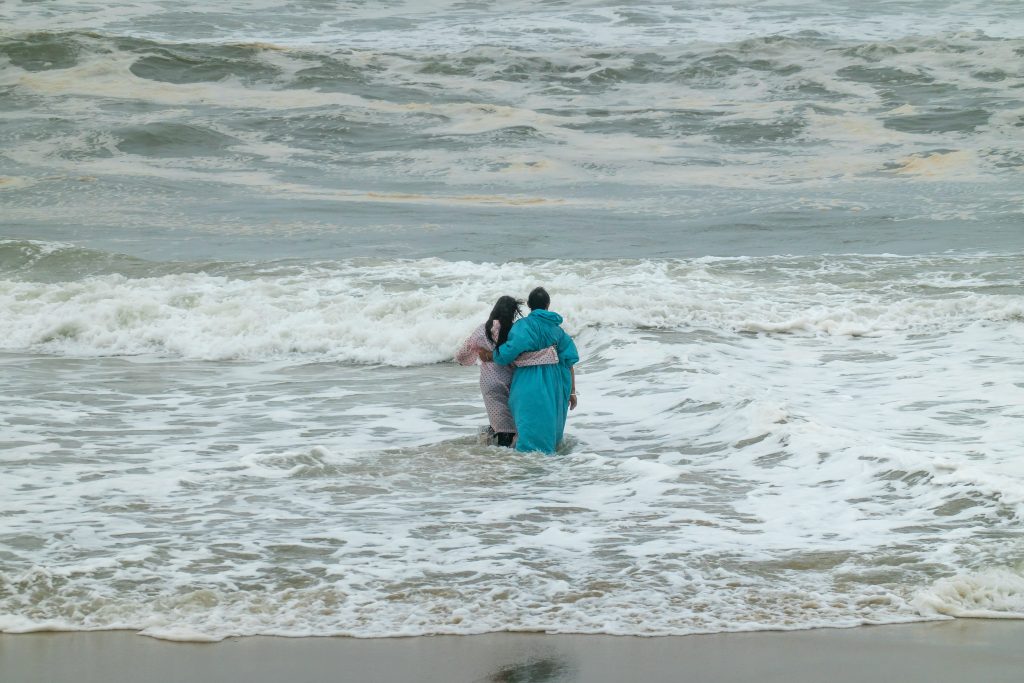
529, 309, 564, 325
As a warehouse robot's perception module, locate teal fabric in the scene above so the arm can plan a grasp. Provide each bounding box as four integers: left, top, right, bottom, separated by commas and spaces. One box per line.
492, 309, 579, 453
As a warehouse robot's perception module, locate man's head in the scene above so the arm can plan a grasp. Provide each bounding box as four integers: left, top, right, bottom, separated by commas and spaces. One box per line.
527, 287, 550, 311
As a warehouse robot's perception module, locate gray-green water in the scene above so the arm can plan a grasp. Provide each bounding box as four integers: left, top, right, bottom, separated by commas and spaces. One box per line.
1, 0, 1023, 640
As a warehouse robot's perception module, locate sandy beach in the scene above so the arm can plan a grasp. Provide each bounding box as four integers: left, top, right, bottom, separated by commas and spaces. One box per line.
3, 619, 1023, 683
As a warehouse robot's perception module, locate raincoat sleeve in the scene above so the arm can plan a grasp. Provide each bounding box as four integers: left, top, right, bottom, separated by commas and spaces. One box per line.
491, 321, 534, 366
557, 330, 579, 367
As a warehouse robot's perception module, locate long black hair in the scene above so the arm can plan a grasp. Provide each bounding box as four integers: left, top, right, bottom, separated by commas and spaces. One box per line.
485, 295, 523, 347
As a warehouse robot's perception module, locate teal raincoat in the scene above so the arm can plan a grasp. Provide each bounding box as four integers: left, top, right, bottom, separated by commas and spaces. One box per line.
492, 309, 579, 453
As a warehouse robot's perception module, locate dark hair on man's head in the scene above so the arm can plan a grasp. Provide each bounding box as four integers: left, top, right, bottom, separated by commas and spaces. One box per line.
527, 287, 550, 311
485, 295, 523, 347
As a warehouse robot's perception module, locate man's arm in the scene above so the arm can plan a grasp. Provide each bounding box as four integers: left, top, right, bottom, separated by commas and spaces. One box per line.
558, 330, 579, 366
487, 322, 535, 366
569, 366, 577, 410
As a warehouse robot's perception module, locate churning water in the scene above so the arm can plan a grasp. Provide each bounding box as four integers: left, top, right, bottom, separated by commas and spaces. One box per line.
1, 0, 1023, 640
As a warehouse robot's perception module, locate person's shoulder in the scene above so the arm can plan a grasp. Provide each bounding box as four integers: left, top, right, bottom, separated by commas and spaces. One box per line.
514, 315, 535, 329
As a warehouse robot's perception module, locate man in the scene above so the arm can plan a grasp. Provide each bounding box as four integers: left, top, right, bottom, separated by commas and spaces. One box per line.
479, 287, 578, 453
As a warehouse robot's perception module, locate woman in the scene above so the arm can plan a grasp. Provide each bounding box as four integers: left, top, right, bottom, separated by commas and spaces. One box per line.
480, 287, 579, 454
455, 295, 557, 447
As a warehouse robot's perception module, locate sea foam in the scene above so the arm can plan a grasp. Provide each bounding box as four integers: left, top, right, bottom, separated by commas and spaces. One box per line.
1, 248, 1021, 364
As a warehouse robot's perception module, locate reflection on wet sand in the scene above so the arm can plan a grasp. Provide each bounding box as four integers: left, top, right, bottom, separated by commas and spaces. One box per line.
486, 656, 574, 683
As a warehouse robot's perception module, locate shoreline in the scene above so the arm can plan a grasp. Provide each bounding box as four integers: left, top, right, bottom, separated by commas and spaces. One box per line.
3, 619, 1024, 683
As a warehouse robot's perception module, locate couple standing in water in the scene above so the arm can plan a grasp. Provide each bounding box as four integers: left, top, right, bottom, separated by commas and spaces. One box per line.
456, 287, 579, 453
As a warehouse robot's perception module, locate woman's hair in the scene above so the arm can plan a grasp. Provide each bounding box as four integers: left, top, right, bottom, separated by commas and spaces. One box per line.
527, 286, 550, 311
485, 295, 523, 347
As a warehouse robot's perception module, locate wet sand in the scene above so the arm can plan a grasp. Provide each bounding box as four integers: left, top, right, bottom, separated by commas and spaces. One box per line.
3, 619, 1023, 683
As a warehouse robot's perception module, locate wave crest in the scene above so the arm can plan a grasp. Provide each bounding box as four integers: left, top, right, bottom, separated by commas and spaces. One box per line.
1, 245, 1021, 363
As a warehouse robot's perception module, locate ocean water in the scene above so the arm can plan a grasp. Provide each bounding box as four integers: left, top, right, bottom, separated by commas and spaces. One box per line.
1, 0, 1023, 641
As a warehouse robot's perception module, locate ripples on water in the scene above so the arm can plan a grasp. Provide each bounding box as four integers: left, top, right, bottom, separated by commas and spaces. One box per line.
1, 1, 1023, 257
1, 0, 1024, 640
2, 249, 1023, 638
